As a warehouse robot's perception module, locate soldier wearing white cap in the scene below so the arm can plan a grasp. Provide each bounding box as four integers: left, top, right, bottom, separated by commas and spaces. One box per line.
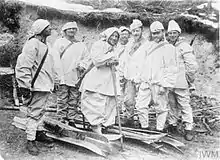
167, 20, 198, 141
53, 21, 90, 126
121, 19, 146, 117
114, 26, 130, 95
15, 19, 57, 155
134, 21, 177, 132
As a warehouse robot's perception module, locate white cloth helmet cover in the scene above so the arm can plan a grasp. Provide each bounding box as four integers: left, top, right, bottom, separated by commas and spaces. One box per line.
150, 21, 164, 32
167, 20, 181, 33
61, 21, 78, 32
119, 26, 131, 33
29, 19, 50, 36
130, 19, 143, 31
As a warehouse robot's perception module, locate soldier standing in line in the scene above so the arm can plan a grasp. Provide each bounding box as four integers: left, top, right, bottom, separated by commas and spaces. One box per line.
53, 21, 90, 127
134, 21, 177, 132
166, 20, 198, 141
15, 19, 59, 156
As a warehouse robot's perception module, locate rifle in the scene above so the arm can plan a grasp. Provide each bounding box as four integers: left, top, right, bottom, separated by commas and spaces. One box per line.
187, 34, 197, 92
190, 34, 197, 46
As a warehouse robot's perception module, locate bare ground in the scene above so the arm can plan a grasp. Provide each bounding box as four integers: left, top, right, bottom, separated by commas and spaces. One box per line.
0, 109, 219, 160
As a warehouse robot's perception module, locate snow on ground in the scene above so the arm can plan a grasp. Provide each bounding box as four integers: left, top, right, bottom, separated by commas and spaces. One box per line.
197, 2, 220, 11
181, 13, 218, 29
16, 0, 94, 12
12, 0, 219, 29
15, 0, 123, 13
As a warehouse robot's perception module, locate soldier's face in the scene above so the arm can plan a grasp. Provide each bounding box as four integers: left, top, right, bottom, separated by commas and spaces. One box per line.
65, 28, 77, 37
120, 30, 130, 44
131, 27, 142, 41
108, 31, 119, 46
151, 30, 164, 43
168, 30, 180, 43
41, 25, 52, 37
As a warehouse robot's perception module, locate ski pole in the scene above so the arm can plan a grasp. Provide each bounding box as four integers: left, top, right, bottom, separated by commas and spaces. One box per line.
110, 65, 124, 150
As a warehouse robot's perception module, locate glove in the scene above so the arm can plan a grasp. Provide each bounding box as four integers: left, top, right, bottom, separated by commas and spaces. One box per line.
19, 87, 31, 99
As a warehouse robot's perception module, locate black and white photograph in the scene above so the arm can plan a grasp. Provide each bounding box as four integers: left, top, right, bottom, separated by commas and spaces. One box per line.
0, 0, 219, 159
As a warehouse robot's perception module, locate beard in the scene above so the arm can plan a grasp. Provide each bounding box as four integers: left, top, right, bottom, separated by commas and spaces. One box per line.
152, 36, 164, 43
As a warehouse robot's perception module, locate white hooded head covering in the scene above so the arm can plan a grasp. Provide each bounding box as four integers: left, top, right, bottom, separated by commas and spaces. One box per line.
119, 26, 130, 34
99, 27, 119, 42
167, 20, 181, 33
28, 19, 50, 39
61, 21, 78, 32
130, 19, 143, 31
150, 21, 164, 32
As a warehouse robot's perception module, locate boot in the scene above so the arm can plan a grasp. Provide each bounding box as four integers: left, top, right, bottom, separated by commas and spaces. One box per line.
36, 131, 54, 147
184, 130, 194, 141
27, 140, 39, 156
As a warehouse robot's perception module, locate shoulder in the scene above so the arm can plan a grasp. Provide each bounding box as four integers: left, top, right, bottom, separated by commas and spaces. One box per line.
176, 39, 192, 49
75, 41, 87, 48
23, 38, 39, 50
54, 37, 66, 44
163, 42, 176, 54
176, 40, 193, 52
163, 41, 175, 49
26, 38, 39, 46
92, 40, 105, 48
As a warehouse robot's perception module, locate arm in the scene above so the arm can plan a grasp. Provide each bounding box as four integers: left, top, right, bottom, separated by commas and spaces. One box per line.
77, 43, 91, 70
50, 46, 61, 85
15, 40, 38, 89
90, 41, 115, 67
159, 45, 178, 89
180, 43, 198, 83
52, 39, 65, 84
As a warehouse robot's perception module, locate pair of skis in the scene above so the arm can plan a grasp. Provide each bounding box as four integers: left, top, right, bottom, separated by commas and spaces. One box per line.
43, 117, 122, 157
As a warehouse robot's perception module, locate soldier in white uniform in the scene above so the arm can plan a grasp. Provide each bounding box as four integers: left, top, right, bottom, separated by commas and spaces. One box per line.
80, 27, 120, 134
134, 21, 177, 132
15, 19, 58, 155
167, 20, 198, 141
53, 22, 90, 126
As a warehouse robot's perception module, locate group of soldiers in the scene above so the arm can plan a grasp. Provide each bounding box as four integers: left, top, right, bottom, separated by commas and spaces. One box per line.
14, 18, 198, 156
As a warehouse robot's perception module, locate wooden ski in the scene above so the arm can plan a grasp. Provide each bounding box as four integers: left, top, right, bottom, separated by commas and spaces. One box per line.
46, 133, 107, 157
44, 117, 113, 156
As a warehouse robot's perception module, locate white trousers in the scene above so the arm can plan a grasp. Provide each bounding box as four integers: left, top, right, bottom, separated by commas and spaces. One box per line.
135, 82, 169, 130
167, 88, 193, 130
81, 90, 116, 127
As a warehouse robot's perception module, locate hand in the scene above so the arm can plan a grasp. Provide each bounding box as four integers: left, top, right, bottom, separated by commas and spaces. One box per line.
76, 66, 86, 78
135, 83, 141, 92
77, 66, 86, 73
19, 87, 31, 99
158, 86, 166, 95
106, 59, 119, 66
